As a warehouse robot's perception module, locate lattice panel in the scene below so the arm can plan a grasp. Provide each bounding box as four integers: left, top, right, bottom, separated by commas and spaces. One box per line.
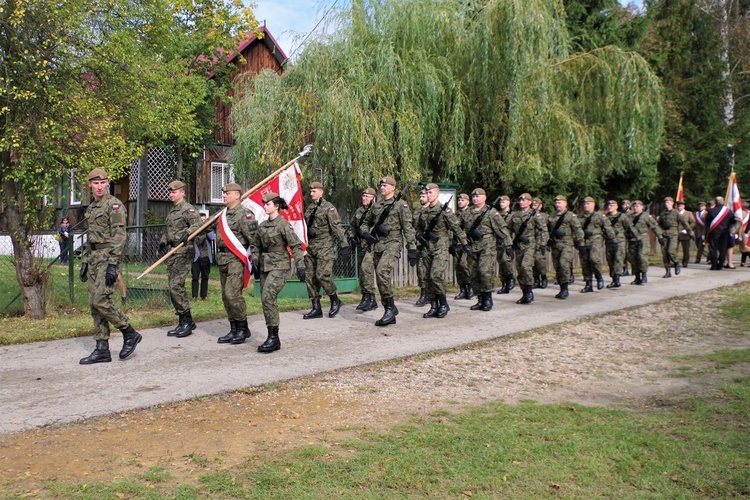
128, 158, 140, 201
148, 146, 177, 201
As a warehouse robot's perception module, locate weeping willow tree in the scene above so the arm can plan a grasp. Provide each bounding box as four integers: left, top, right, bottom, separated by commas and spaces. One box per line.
231, 0, 664, 201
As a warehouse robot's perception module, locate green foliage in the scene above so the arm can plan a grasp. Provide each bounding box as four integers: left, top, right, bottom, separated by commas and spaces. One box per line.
232, 0, 664, 203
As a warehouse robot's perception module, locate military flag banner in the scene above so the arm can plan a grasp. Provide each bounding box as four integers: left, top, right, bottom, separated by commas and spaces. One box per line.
725, 171, 743, 221
243, 162, 308, 251
217, 210, 253, 288
676, 172, 684, 202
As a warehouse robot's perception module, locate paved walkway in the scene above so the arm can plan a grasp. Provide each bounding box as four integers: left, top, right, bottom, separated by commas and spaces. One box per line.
2, 263, 749, 435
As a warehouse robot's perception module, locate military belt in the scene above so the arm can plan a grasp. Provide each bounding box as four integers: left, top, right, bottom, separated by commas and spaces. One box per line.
262, 246, 286, 253
89, 243, 111, 250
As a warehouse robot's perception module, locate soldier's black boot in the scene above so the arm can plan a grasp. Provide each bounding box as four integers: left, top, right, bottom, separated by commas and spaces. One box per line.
606, 275, 621, 288
423, 298, 438, 318
466, 286, 474, 299
623, 267, 630, 277
570, 273, 576, 284
303, 298, 323, 319
454, 285, 467, 300
119, 325, 142, 360
555, 283, 569, 299
581, 280, 594, 293
363, 293, 379, 312
497, 282, 509, 294
507, 276, 516, 291
356, 294, 368, 311
328, 293, 342, 318
415, 288, 427, 307
230, 319, 251, 344
533, 277, 541, 289
642, 272, 648, 284
470, 292, 485, 310
540, 275, 548, 289
218, 321, 237, 343
631, 272, 642, 285
481, 292, 493, 311
258, 326, 280, 353
516, 286, 534, 304
79, 340, 112, 365
435, 294, 450, 318
167, 313, 184, 336
375, 297, 397, 326
663, 265, 672, 278
174, 311, 196, 338
596, 272, 604, 290
674, 262, 681, 275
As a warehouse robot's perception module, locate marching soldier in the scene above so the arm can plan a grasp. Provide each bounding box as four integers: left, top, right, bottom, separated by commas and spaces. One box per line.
252, 192, 306, 353
628, 200, 662, 284
507, 193, 548, 304
657, 196, 693, 277
160, 180, 204, 338
79, 168, 142, 364
453, 193, 474, 300
495, 195, 516, 294
347, 187, 377, 312
676, 200, 696, 268
531, 197, 549, 289
303, 181, 350, 319
578, 197, 615, 292
620, 199, 633, 276
694, 201, 708, 264
361, 176, 418, 327
413, 188, 429, 306
547, 195, 584, 299
466, 188, 512, 311
604, 200, 637, 288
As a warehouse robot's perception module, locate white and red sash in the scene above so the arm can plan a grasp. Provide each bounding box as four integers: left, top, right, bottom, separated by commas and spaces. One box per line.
707, 206, 729, 235
694, 211, 705, 227
218, 209, 252, 288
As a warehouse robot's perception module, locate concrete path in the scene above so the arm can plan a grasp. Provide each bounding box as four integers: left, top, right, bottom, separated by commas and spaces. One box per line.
2, 263, 749, 435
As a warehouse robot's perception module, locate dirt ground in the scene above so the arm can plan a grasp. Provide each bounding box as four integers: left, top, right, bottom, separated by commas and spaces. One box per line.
1, 284, 749, 495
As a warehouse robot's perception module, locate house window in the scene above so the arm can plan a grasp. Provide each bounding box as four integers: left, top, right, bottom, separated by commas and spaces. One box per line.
70, 170, 83, 205
210, 162, 235, 203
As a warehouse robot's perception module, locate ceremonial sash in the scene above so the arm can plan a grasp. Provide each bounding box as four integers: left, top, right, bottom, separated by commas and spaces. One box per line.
707, 206, 729, 235
694, 211, 705, 227
218, 210, 252, 289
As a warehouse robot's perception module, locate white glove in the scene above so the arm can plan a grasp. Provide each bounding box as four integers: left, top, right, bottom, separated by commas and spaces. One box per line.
681, 229, 687, 234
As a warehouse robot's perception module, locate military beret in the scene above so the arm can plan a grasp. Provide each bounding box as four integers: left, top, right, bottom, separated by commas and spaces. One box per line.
607, 199, 618, 205
167, 180, 185, 191
222, 182, 242, 193
676, 199, 686, 205
471, 188, 486, 197
698, 200, 707, 206
554, 195, 567, 202
583, 196, 596, 204
309, 181, 324, 190
87, 168, 109, 181
621, 199, 631, 205
379, 176, 397, 186
499, 195, 510, 202
425, 182, 439, 191
362, 187, 376, 196
532, 197, 542, 204
262, 191, 281, 203
458, 193, 470, 201
519, 193, 532, 201
664, 196, 674, 202
632, 200, 644, 206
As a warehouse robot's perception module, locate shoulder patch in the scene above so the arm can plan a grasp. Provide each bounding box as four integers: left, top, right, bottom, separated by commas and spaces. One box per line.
329, 207, 336, 212
189, 209, 195, 213
446, 208, 452, 214
403, 203, 408, 209
246, 213, 254, 219
112, 204, 120, 210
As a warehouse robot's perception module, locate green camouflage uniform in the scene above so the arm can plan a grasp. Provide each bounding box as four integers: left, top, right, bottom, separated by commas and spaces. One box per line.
629, 212, 662, 274
547, 210, 584, 285
347, 204, 375, 295
496, 209, 515, 282
415, 202, 467, 299
605, 211, 637, 277
533, 211, 550, 281
413, 204, 428, 290
454, 207, 473, 288
579, 210, 615, 281
212, 205, 258, 322
507, 209, 548, 287
466, 207, 512, 293
657, 209, 692, 266
304, 198, 348, 299
253, 215, 305, 327
362, 196, 416, 299
82, 194, 130, 340
161, 201, 204, 316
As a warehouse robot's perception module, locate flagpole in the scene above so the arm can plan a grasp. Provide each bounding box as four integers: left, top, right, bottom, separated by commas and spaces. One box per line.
137, 145, 313, 280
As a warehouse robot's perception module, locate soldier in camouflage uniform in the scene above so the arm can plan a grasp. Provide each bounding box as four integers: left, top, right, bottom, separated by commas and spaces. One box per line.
628, 200, 662, 284
361, 176, 418, 327
578, 197, 615, 292
657, 196, 693, 277
347, 187, 377, 312
507, 193, 548, 304
252, 192, 306, 353
453, 193, 474, 300
160, 180, 205, 338
547, 195, 584, 300
415, 183, 469, 319
413, 188, 429, 306
303, 181, 350, 319
604, 200, 638, 289
620, 199, 633, 276
466, 188, 512, 311
210, 183, 258, 345
79, 168, 142, 365
495, 195, 516, 294
531, 197, 550, 289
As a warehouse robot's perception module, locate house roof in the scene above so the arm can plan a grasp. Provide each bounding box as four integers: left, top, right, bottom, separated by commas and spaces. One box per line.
231, 25, 288, 68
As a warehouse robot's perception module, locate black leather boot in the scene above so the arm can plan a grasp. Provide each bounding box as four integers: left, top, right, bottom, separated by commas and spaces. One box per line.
258, 326, 280, 353
167, 313, 184, 336
356, 293, 368, 311
507, 276, 516, 291
631, 272, 642, 285
119, 325, 142, 360
481, 292, 493, 311
606, 275, 621, 288
79, 340, 111, 365
230, 319, 251, 344
663, 265, 671, 278
465, 286, 474, 299
470, 293, 485, 310
174, 311, 196, 338
497, 282, 509, 294
533, 278, 541, 289
540, 275, 548, 289
516, 286, 534, 304
423, 298, 438, 318
375, 297, 397, 326
622, 267, 630, 276
570, 273, 576, 284
674, 262, 681, 275
642, 272, 648, 283
415, 288, 427, 307
363, 293, 378, 312
581, 280, 594, 293
303, 298, 323, 319
435, 294, 450, 318
218, 321, 237, 343
454, 285, 467, 300
555, 283, 569, 299
596, 272, 604, 290
328, 293, 342, 318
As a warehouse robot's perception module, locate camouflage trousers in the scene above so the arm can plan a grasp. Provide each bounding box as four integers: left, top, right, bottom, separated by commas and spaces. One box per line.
678, 238, 691, 266
454, 250, 471, 287
416, 249, 427, 289
166, 249, 192, 315
356, 246, 375, 294
218, 254, 247, 322
305, 244, 337, 299
469, 247, 497, 293
581, 242, 605, 280
661, 233, 679, 265
627, 239, 650, 274
88, 257, 129, 340
497, 247, 516, 281
423, 247, 450, 298
532, 249, 548, 279
514, 246, 535, 287
373, 245, 401, 299
605, 241, 626, 277
551, 245, 575, 285
259, 269, 289, 327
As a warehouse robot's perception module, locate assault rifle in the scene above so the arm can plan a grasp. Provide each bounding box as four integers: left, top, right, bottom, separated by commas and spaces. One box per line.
416, 196, 453, 247
361, 191, 403, 245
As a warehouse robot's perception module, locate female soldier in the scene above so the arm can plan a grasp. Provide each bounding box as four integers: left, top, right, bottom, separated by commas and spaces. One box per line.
253, 192, 306, 353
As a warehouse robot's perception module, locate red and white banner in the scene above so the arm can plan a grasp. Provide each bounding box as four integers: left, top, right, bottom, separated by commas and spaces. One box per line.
242, 162, 308, 251
725, 171, 743, 221
217, 210, 252, 289
676, 172, 684, 203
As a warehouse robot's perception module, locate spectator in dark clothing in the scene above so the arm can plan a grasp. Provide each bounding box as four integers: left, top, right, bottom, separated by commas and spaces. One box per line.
192, 212, 215, 300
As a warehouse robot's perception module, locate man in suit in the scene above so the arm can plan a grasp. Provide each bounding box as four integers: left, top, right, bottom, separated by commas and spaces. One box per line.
706, 196, 735, 270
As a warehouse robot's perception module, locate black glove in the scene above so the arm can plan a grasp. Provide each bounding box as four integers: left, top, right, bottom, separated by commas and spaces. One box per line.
105, 264, 117, 286
159, 241, 167, 253
178, 232, 190, 246
339, 246, 351, 261
361, 232, 379, 245
462, 244, 473, 254
407, 249, 419, 267
658, 238, 666, 247
79, 263, 88, 283
448, 245, 456, 256
251, 259, 260, 279
296, 267, 306, 282
505, 246, 515, 259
